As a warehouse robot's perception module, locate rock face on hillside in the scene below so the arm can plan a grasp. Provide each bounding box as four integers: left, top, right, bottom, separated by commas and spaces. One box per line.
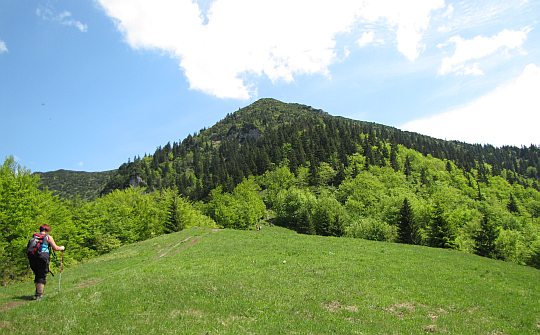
227, 125, 261, 143
128, 174, 143, 188
237, 127, 261, 143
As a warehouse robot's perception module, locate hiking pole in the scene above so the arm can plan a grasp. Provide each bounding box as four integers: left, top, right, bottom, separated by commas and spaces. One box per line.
58, 251, 63, 293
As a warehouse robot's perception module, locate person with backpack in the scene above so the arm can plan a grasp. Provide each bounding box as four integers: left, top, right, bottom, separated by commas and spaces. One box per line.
27, 224, 65, 300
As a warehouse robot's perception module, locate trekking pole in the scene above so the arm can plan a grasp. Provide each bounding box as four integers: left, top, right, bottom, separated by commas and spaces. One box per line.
58, 251, 63, 293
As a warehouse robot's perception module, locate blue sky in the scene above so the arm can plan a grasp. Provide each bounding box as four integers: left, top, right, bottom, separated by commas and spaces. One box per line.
1, 0, 539, 173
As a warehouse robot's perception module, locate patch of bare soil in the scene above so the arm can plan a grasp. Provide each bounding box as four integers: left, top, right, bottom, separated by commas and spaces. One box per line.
324, 300, 358, 312
0, 301, 28, 313
423, 325, 437, 332
212, 229, 220, 233
75, 279, 103, 289
169, 237, 199, 257
159, 237, 192, 258
382, 303, 415, 318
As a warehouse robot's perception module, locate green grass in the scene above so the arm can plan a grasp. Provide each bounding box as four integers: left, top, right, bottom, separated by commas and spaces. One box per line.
1, 226, 539, 334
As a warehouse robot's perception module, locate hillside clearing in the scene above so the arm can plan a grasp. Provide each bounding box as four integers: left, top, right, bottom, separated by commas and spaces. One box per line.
1, 226, 538, 334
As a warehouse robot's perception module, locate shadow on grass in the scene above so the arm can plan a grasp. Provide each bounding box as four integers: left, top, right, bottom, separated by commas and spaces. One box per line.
13, 295, 34, 301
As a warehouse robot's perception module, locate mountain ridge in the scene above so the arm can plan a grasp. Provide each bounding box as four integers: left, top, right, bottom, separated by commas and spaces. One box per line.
37, 98, 540, 200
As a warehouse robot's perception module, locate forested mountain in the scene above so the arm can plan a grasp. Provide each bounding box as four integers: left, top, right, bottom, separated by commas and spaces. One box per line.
3, 98, 540, 285
101, 98, 540, 199
34, 169, 116, 202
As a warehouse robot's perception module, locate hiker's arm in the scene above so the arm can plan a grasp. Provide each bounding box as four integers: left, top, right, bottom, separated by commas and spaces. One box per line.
48, 236, 65, 251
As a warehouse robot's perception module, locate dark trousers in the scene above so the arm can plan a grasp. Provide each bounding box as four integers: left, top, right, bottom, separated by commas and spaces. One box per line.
28, 253, 50, 285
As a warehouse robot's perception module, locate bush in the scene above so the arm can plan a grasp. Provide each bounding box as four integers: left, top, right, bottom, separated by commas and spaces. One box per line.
345, 218, 394, 242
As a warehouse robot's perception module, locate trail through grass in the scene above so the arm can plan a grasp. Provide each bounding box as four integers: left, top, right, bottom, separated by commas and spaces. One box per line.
1, 226, 539, 334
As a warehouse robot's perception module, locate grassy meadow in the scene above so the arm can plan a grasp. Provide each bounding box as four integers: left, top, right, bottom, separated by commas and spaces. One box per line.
1, 226, 539, 334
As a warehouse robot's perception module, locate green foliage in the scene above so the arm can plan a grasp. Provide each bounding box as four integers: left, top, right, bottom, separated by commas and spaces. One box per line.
473, 212, 499, 258
336, 170, 386, 218
0, 156, 72, 285
396, 198, 417, 244
2, 155, 218, 283
428, 202, 457, 249
345, 217, 395, 241
35, 169, 116, 202
203, 178, 265, 229
260, 164, 297, 207
312, 191, 348, 237
507, 193, 520, 213
273, 187, 317, 234
164, 195, 215, 233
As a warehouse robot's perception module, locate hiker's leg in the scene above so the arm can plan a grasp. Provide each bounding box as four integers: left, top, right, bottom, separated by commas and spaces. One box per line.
33, 258, 47, 298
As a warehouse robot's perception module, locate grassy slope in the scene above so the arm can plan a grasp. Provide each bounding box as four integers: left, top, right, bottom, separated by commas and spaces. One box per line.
1, 226, 538, 334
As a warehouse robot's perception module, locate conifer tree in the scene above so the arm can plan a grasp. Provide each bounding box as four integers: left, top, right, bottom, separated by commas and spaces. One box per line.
507, 193, 519, 213
164, 197, 183, 233
420, 168, 429, 186
473, 213, 499, 258
404, 155, 412, 177
476, 183, 483, 201
396, 198, 416, 244
446, 160, 453, 173
390, 143, 399, 172
429, 203, 456, 249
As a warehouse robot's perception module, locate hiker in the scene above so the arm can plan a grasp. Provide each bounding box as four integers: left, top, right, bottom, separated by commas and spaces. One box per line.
28, 224, 65, 300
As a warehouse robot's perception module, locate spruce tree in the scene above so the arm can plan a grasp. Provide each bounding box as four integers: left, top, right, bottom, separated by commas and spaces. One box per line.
396, 198, 416, 244
446, 160, 453, 173
404, 155, 412, 177
164, 197, 181, 233
429, 203, 456, 249
390, 143, 399, 172
473, 213, 499, 258
507, 194, 519, 213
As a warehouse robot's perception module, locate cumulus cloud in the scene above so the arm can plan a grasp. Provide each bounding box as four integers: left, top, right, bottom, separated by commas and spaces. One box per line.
0, 40, 7, 53
439, 27, 530, 75
437, 26, 452, 33
402, 63, 540, 147
358, 31, 375, 47
360, 0, 444, 61
97, 0, 444, 99
464, 62, 483, 75
37, 7, 88, 32
442, 4, 453, 17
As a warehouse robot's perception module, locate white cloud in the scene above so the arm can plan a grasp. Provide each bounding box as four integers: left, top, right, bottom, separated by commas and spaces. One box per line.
442, 4, 453, 17
439, 27, 530, 75
402, 63, 540, 147
360, 0, 445, 61
358, 31, 374, 47
464, 63, 483, 75
97, 0, 444, 99
437, 26, 452, 33
37, 7, 88, 32
0, 40, 7, 53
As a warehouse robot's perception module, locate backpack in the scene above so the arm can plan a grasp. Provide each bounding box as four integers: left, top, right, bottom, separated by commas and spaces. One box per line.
27, 233, 49, 258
